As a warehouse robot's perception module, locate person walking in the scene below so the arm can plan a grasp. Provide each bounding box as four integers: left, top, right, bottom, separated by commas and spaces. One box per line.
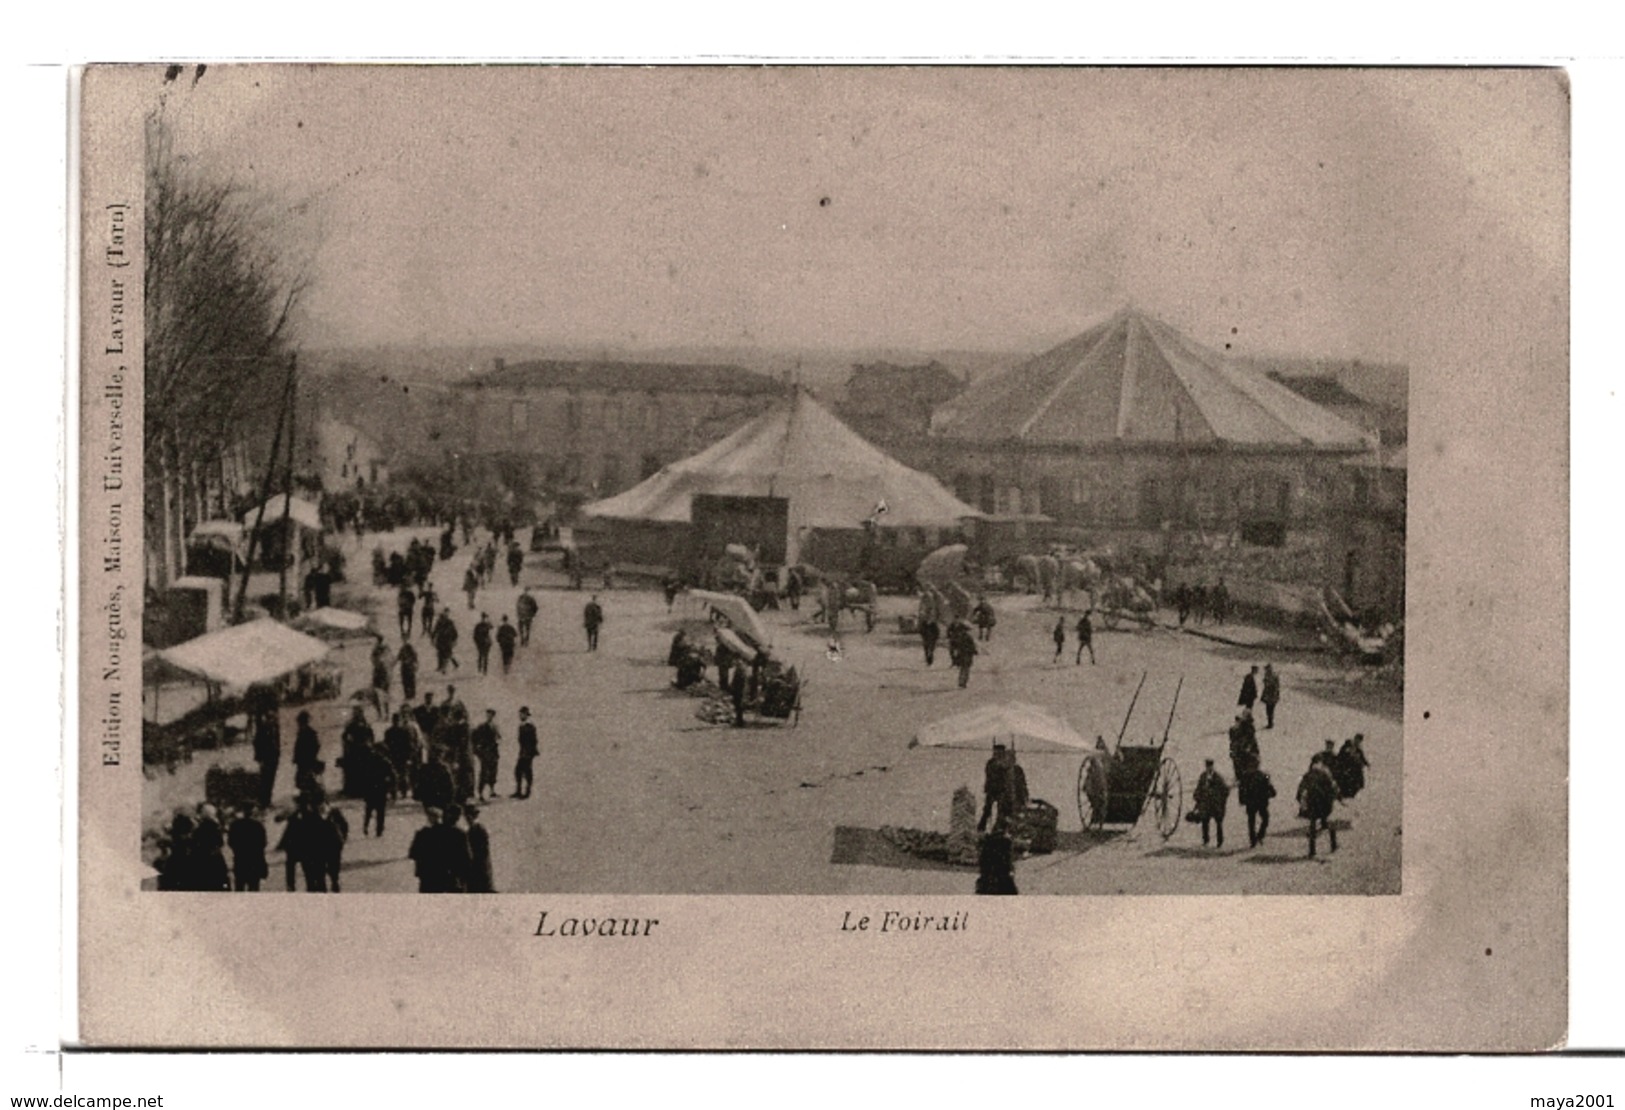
339, 706, 374, 798
977, 743, 1020, 832
506, 541, 524, 587
252, 708, 281, 810
369, 640, 392, 720
1228, 709, 1260, 780
473, 613, 494, 675
1260, 663, 1281, 729
420, 586, 438, 639
396, 639, 420, 702
1193, 759, 1231, 848
515, 587, 538, 647
513, 706, 539, 799
1074, 610, 1096, 665
1237, 766, 1277, 847
496, 615, 518, 674
359, 740, 395, 838
948, 619, 977, 688
384, 710, 419, 802
918, 589, 941, 667
291, 710, 322, 797
397, 583, 416, 638
1297, 755, 1340, 857
463, 564, 480, 610
433, 609, 460, 673
472, 709, 501, 802
583, 594, 604, 652
317, 802, 350, 892
972, 595, 997, 642
276, 800, 325, 892
465, 805, 495, 893
1238, 665, 1260, 713
227, 805, 269, 892
1052, 616, 1066, 663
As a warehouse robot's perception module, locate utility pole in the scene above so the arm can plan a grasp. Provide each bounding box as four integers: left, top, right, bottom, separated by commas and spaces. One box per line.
235, 354, 298, 623
278, 355, 298, 615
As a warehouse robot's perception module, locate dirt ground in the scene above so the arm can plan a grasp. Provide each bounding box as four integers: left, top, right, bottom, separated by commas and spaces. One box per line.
144, 527, 1402, 896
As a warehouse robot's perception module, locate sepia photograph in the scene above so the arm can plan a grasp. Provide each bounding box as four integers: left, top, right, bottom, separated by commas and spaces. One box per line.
75, 63, 1568, 1049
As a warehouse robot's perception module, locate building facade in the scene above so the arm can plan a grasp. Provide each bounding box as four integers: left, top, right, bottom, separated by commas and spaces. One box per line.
455, 359, 785, 500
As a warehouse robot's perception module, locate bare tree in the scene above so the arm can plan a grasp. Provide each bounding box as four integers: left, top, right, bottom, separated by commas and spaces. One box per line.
143, 113, 308, 589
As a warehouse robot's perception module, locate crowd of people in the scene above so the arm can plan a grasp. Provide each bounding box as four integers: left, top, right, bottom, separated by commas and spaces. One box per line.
1177, 665, 1373, 857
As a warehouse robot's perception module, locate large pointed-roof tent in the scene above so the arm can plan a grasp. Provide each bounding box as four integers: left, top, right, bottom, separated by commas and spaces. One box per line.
583, 390, 982, 580
928, 308, 1375, 544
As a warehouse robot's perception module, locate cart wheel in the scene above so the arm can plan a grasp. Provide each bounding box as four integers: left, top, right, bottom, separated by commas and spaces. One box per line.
1077, 756, 1108, 830
1151, 758, 1183, 839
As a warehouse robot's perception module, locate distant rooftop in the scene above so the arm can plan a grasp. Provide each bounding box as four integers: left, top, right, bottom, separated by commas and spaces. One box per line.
460, 359, 785, 396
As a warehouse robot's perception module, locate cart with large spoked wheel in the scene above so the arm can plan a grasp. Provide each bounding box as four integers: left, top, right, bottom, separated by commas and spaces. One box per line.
1076, 673, 1184, 839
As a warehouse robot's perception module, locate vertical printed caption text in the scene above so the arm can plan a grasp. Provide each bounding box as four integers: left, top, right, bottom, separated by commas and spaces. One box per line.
99, 202, 130, 766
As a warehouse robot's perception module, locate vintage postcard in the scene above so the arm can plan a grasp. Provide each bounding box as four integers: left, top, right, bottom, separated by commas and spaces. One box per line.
75, 64, 1567, 1048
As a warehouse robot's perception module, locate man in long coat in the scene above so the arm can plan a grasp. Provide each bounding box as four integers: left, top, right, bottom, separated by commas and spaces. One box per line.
1193, 759, 1231, 848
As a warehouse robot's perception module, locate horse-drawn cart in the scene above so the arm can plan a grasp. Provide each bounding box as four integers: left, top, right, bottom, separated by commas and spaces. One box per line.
1075, 675, 1184, 838
1096, 576, 1159, 630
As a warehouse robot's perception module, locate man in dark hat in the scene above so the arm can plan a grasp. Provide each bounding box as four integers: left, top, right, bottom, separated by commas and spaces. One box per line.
978, 742, 1012, 833
1237, 764, 1277, 848
291, 710, 322, 797
432, 608, 460, 673
396, 638, 420, 702
513, 707, 539, 799
1228, 709, 1260, 780
1297, 754, 1340, 857
473, 613, 494, 675
227, 804, 269, 892
496, 615, 518, 674
397, 583, 416, 638
583, 594, 604, 652
252, 707, 281, 810
1260, 663, 1281, 729
1238, 665, 1260, 713
1193, 759, 1231, 849
472, 709, 501, 802
384, 709, 419, 801
1074, 610, 1095, 666
516, 587, 539, 646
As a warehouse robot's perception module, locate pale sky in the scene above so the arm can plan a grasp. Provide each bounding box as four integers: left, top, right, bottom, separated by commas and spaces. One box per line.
153, 66, 1567, 362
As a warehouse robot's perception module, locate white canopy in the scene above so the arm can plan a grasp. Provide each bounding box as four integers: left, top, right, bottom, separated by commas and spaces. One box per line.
911, 702, 1095, 753
157, 619, 332, 691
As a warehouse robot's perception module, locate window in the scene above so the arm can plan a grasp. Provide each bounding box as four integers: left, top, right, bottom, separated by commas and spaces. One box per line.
600, 455, 622, 493
564, 454, 583, 484
603, 397, 623, 430
977, 474, 996, 515
1039, 477, 1063, 518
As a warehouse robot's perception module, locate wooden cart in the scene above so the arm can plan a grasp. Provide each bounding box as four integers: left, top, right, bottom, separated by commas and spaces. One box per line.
1075, 676, 1184, 838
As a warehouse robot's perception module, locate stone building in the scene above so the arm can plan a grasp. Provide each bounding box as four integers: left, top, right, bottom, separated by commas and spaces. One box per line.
454, 358, 785, 500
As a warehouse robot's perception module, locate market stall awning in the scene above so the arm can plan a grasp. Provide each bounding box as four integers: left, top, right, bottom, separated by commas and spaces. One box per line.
242, 495, 323, 533
156, 619, 332, 691
293, 606, 374, 637
912, 703, 1093, 753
